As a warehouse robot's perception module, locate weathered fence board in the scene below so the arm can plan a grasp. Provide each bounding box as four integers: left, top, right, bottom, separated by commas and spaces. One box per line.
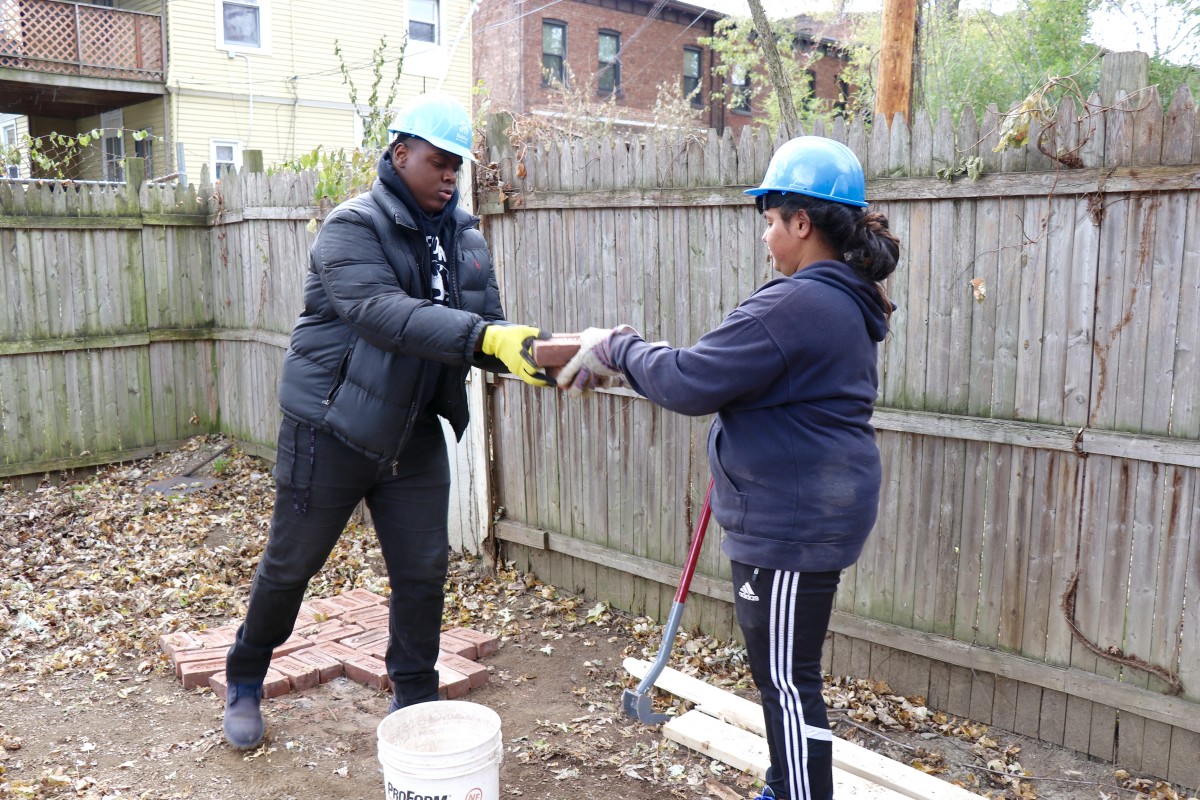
481, 89, 1200, 789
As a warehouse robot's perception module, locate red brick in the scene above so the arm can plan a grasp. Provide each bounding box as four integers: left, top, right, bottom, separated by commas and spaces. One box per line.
448, 628, 494, 662
295, 606, 320, 628
325, 594, 370, 614
180, 657, 227, 690
438, 634, 476, 659
306, 598, 345, 620
342, 588, 388, 606
436, 663, 470, 699
190, 633, 235, 652
315, 641, 361, 664
274, 637, 312, 659
303, 621, 364, 646
209, 670, 290, 700
210, 671, 229, 700
342, 653, 390, 690
191, 627, 237, 649
292, 649, 344, 682
342, 629, 389, 651
272, 655, 320, 692
443, 628, 499, 658
531, 334, 581, 368
173, 647, 228, 677
263, 668, 291, 699
438, 652, 489, 689
158, 631, 202, 658
341, 605, 390, 627
360, 638, 388, 660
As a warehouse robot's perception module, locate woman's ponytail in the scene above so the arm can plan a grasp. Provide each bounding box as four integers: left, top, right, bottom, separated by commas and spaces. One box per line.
845, 211, 900, 284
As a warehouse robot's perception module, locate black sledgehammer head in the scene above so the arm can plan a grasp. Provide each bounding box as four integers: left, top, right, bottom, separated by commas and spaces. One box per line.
622, 687, 668, 724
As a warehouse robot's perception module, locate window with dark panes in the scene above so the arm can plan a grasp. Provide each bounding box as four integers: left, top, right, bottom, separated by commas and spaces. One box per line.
598, 30, 620, 94
135, 133, 155, 178
410, 0, 439, 44
683, 47, 702, 107
542, 20, 565, 84
103, 134, 124, 182
222, 0, 260, 47
731, 64, 751, 113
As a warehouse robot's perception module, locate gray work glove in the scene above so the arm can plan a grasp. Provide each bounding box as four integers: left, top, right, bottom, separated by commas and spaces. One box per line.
557, 326, 636, 398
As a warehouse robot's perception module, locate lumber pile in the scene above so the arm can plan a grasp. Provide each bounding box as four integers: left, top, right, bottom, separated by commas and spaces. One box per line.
624, 658, 981, 800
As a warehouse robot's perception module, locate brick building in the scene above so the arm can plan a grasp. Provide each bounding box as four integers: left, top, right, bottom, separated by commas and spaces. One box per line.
473, 0, 854, 136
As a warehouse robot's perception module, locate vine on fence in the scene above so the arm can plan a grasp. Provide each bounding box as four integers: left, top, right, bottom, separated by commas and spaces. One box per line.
272, 36, 405, 213
1, 128, 155, 180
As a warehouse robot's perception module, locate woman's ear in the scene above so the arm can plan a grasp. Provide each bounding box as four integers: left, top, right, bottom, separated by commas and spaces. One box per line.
790, 209, 813, 238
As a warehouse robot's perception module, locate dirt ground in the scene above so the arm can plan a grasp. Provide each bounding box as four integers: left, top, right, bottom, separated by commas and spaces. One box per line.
0, 437, 1184, 800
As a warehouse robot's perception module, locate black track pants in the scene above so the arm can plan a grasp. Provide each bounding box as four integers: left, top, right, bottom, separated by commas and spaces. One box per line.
226, 418, 450, 706
732, 561, 841, 800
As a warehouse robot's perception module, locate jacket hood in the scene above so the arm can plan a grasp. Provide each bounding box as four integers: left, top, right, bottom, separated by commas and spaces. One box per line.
369, 179, 477, 233
793, 260, 891, 343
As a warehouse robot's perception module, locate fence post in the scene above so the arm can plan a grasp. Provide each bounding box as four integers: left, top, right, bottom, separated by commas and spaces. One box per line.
243, 149, 264, 174
175, 141, 188, 188
1099, 51, 1149, 106
125, 156, 145, 210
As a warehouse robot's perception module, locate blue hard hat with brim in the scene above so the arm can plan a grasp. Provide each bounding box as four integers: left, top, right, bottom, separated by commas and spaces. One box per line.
745, 136, 867, 207
388, 92, 477, 163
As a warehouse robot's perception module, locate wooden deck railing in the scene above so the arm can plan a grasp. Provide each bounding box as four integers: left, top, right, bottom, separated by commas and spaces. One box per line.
0, 0, 163, 82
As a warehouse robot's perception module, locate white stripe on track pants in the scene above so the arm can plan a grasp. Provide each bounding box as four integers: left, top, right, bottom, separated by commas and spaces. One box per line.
732, 561, 841, 800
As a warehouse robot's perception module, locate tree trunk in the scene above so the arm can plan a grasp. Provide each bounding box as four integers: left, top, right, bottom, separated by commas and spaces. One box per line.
746, 0, 800, 138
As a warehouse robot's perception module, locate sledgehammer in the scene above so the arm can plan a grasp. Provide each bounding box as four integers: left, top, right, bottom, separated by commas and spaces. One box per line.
621, 478, 714, 724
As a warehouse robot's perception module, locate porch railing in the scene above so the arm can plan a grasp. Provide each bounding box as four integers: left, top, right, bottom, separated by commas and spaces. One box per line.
0, 0, 164, 82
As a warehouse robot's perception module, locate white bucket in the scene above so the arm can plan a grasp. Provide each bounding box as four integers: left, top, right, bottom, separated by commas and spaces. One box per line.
377, 700, 503, 800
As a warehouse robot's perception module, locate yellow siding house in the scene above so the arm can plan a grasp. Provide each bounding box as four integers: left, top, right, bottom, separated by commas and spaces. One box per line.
0, 0, 475, 184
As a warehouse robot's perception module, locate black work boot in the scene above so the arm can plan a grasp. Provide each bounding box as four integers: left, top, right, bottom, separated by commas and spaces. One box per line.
223, 683, 265, 750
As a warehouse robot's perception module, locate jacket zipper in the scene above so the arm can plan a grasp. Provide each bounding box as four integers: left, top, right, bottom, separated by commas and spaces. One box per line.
389, 229, 432, 470
322, 346, 353, 406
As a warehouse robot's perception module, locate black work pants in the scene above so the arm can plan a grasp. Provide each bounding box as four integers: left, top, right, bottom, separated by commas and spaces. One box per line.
225, 418, 450, 706
732, 561, 841, 800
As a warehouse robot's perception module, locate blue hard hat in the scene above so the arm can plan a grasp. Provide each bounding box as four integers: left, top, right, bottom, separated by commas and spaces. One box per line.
745, 136, 867, 207
388, 92, 477, 163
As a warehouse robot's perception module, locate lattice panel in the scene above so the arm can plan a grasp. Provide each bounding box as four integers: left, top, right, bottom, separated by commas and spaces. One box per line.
9, 0, 78, 75
0, 0, 162, 80
81, 5, 136, 78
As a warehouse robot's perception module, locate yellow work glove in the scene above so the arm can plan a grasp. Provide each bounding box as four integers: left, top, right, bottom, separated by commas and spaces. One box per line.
481, 324, 554, 387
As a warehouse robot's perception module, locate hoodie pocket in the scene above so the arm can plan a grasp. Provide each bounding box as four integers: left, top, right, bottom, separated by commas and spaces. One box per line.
708, 424, 748, 532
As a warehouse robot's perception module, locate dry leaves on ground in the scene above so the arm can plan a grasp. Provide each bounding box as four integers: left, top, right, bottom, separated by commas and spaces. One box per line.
2, 436, 1195, 800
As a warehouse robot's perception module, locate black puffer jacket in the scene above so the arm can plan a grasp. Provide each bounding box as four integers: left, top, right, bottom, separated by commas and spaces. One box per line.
278, 179, 506, 465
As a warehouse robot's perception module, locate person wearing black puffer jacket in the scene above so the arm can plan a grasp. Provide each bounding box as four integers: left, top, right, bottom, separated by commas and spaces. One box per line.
557, 137, 901, 800
221, 92, 554, 751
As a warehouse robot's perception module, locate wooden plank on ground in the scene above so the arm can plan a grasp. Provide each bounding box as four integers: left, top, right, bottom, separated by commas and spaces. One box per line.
625, 658, 983, 800
665, 711, 921, 800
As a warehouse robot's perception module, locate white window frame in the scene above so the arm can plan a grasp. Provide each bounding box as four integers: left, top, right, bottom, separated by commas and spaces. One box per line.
407, 0, 441, 48
215, 0, 270, 54
103, 131, 125, 182
211, 138, 243, 180
2, 121, 19, 179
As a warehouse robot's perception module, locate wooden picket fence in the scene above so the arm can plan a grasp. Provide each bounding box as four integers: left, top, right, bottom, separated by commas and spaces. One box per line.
1, 75, 1198, 788
0, 159, 489, 551
479, 84, 1200, 790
